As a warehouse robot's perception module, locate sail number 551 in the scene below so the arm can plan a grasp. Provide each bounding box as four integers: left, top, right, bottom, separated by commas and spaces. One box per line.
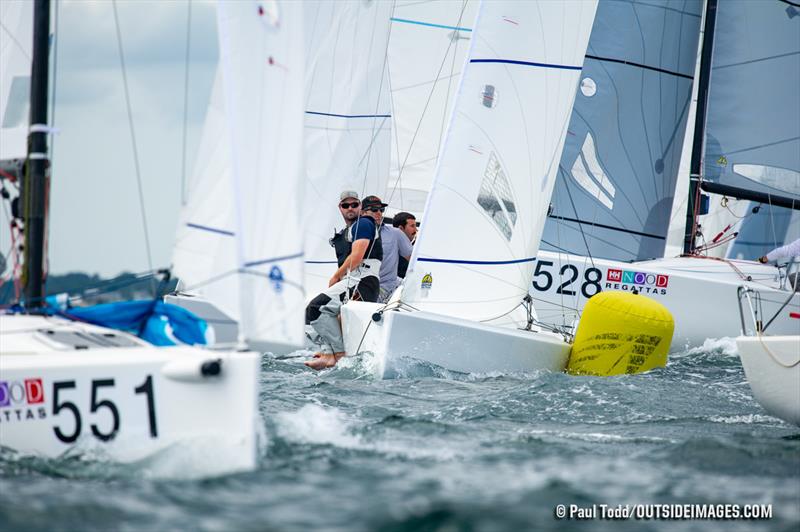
51, 375, 158, 444
531, 260, 603, 298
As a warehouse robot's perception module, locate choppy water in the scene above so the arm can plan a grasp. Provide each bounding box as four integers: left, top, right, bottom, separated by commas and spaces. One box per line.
1, 338, 798, 532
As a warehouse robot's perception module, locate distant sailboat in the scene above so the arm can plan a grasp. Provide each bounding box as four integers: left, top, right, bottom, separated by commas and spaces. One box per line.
531, 0, 800, 347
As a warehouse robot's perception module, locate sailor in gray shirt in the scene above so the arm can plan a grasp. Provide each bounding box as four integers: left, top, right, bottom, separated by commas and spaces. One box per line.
372, 204, 413, 302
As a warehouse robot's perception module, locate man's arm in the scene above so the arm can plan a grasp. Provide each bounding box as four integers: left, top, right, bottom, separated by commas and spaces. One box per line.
329, 239, 370, 286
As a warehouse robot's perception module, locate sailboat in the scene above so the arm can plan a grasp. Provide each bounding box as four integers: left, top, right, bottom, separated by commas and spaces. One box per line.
341, 0, 599, 376
736, 286, 800, 426
0, 0, 306, 475
531, 0, 799, 348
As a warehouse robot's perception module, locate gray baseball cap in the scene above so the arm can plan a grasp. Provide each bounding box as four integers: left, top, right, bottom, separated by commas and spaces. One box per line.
340, 190, 360, 201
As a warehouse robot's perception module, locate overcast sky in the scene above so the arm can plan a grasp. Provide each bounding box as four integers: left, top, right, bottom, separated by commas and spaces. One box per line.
2, 0, 219, 278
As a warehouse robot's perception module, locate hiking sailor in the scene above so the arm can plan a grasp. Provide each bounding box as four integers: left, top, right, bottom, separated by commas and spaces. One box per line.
305, 195, 385, 370
330, 190, 361, 267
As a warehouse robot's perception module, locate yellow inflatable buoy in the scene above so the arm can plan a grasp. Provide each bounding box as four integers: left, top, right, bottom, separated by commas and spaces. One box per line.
566, 291, 674, 376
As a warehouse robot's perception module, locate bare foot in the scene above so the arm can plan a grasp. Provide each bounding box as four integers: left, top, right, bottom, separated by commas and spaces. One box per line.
304, 352, 345, 371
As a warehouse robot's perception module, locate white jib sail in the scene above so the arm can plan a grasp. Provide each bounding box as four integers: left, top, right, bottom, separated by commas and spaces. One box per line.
216, 0, 306, 351
402, 0, 598, 324
0, 0, 33, 161
302, 0, 393, 298
171, 69, 241, 325
384, 0, 479, 215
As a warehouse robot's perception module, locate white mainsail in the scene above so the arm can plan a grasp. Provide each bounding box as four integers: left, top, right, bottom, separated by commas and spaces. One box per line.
401, 0, 597, 323
173, 1, 306, 352
171, 70, 240, 325
303, 0, 393, 298
0, 0, 33, 161
384, 1, 478, 214
216, 1, 305, 351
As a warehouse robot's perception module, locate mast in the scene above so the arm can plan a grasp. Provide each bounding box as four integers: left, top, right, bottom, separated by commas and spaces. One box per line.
682, 0, 717, 255
23, 0, 51, 307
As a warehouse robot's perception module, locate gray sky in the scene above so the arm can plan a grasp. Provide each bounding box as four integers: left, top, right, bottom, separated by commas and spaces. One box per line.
2, 0, 219, 278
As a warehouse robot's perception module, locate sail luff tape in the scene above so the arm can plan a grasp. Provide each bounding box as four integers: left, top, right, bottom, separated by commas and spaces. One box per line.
29, 124, 59, 134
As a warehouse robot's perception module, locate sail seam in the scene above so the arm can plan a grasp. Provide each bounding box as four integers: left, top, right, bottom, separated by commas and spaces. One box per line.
390, 17, 472, 32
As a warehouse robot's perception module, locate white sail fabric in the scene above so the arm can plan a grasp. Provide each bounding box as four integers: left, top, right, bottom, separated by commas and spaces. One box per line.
401, 0, 597, 323
0, 0, 32, 160
171, 69, 240, 324
302, 0, 393, 298
215, 0, 306, 351
384, 0, 478, 214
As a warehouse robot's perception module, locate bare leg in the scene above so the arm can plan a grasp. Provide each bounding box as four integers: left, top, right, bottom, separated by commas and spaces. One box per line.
305, 352, 345, 371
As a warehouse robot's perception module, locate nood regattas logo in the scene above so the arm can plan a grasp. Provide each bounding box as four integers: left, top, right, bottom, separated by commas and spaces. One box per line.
606, 269, 669, 295
0, 378, 48, 422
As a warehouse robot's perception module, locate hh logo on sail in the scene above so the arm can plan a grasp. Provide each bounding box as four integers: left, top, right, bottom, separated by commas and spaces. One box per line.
606, 269, 668, 295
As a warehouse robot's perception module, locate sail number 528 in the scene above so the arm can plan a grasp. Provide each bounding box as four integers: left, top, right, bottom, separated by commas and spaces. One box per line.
51, 376, 158, 444
531, 260, 603, 298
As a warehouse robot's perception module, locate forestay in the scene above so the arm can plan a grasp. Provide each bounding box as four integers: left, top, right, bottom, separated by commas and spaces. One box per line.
702, 0, 800, 206
384, 0, 478, 215
401, 0, 597, 323
303, 0, 392, 298
541, 0, 702, 262
0, 0, 33, 161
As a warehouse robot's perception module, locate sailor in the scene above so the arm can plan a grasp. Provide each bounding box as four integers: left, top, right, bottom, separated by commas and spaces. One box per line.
758, 237, 800, 291
392, 212, 417, 279
305, 195, 385, 370
373, 204, 413, 302
330, 190, 361, 267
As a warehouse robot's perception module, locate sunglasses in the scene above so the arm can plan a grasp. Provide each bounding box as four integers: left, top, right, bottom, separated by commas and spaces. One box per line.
339, 201, 360, 209
366, 207, 386, 213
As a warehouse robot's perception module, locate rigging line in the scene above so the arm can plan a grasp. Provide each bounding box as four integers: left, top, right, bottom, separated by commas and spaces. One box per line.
437, 0, 469, 188
357, 0, 394, 198
48, 0, 59, 162
0, 20, 31, 62
180, 0, 192, 206
112, 1, 155, 280
385, 1, 466, 205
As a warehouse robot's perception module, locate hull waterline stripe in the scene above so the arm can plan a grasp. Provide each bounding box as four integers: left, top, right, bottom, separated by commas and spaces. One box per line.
585, 54, 693, 79
306, 111, 391, 119
244, 252, 304, 268
470, 59, 582, 71
418, 256, 537, 265
548, 215, 666, 240
187, 223, 235, 237
390, 17, 472, 32
305, 260, 338, 264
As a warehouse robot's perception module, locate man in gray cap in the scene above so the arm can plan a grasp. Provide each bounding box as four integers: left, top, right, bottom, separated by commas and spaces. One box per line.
330, 190, 361, 267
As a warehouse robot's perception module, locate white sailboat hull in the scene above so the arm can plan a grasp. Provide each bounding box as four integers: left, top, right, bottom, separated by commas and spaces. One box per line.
736, 335, 800, 426
0, 315, 260, 477
341, 301, 571, 378
532, 252, 800, 349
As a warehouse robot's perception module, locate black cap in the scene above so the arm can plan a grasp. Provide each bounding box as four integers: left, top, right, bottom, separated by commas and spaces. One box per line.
361, 195, 388, 210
